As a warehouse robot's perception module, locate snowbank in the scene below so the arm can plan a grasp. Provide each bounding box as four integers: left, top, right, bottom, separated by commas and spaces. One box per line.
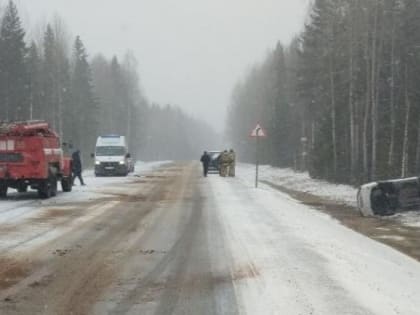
210, 174, 420, 315
237, 163, 420, 228
238, 164, 358, 206
0, 160, 172, 212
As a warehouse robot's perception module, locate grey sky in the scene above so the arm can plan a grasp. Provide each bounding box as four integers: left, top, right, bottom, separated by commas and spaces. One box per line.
16, 0, 309, 132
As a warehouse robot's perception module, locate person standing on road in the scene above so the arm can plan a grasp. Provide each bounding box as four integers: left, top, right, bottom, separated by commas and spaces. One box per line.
200, 151, 211, 177
217, 153, 222, 176
72, 150, 85, 186
228, 149, 236, 177
219, 150, 229, 177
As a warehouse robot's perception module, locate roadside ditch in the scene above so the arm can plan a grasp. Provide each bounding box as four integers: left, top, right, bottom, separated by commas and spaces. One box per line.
262, 180, 420, 262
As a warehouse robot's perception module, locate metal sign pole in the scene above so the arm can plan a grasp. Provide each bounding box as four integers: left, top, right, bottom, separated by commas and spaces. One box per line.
255, 128, 260, 188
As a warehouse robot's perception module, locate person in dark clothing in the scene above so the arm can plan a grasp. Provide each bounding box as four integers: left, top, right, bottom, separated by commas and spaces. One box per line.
200, 151, 211, 177
72, 150, 85, 186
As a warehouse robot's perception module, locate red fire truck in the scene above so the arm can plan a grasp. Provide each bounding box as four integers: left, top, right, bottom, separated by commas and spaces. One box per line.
0, 121, 73, 198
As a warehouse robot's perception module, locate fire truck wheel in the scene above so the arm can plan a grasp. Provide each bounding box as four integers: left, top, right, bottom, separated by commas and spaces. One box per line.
50, 175, 58, 197
38, 181, 51, 199
17, 185, 28, 193
38, 173, 57, 199
61, 177, 72, 192
0, 183, 7, 198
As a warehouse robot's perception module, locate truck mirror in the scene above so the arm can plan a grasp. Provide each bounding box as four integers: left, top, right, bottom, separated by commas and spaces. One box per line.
126, 153, 131, 158
90, 153, 95, 158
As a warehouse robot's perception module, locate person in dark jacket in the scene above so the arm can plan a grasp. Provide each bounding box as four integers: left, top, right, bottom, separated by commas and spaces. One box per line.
200, 151, 211, 177
72, 150, 85, 186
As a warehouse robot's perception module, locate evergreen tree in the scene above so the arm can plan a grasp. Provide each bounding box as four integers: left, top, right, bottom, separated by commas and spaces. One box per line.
26, 41, 42, 120
42, 24, 58, 127
0, 0, 28, 121
227, 0, 420, 184
71, 36, 99, 160
0, 3, 214, 163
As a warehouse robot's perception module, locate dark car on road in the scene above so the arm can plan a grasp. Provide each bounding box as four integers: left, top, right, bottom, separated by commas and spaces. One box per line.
207, 151, 221, 174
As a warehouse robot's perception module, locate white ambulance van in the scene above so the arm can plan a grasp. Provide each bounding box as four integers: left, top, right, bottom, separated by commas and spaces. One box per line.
93, 135, 134, 176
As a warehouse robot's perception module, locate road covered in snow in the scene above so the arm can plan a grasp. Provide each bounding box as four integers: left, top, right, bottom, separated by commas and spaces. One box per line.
0, 161, 420, 314
241, 164, 420, 228
239, 164, 420, 261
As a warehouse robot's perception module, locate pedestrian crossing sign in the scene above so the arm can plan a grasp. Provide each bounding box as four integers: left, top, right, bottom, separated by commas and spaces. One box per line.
250, 124, 267, 137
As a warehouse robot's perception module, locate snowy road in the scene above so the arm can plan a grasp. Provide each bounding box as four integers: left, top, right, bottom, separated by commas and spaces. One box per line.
0, 162, 420, 314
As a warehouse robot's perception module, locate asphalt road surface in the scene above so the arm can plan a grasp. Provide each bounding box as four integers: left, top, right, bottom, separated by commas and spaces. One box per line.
0, 162, 420, 315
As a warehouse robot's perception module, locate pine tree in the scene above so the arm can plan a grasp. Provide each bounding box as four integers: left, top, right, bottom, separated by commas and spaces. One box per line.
26, 41, 42, 120
71, 36, 99, 160
91, 54, 113, 138
0, 0, 28, 121
42, 24, 58, 126
399, 0, 420, 176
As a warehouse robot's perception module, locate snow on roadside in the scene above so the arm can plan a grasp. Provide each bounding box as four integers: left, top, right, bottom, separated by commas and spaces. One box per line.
211, 175, 420, 315
0, 160, 172, 252
237, 163, 358, 206
58, 160, 173, 204
237, 163, 420, 228
391, 211, 420, 228
0, 160, 172, 212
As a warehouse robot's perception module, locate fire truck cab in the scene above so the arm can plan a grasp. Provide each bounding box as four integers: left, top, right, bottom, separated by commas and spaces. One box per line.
0, 121, 73, 198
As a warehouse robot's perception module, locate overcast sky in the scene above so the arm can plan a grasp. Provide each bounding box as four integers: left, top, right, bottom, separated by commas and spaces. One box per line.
16, 0, 309, 132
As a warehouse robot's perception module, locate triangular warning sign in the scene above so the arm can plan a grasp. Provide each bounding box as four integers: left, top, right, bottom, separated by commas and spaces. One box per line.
250, 124, 267, 137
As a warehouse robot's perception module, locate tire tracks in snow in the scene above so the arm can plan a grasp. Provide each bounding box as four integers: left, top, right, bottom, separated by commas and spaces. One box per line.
262, 180, 420, 262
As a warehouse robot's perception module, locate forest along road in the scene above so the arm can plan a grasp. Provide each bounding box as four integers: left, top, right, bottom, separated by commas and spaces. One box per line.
1, 162, 420, 314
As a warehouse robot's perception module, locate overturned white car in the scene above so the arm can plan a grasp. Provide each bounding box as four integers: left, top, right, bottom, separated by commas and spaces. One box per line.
357, 177, 420, 216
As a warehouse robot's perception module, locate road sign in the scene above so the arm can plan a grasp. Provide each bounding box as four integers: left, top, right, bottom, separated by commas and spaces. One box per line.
250, 124, 267, 138
249, 123, 266, 188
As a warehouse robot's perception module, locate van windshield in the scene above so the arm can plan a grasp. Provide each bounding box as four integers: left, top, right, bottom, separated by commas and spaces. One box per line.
96, 146, 125, 156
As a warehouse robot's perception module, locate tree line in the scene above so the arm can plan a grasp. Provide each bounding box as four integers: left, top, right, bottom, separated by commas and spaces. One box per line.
228, 0, 420, 185
0, 0, 216, 163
